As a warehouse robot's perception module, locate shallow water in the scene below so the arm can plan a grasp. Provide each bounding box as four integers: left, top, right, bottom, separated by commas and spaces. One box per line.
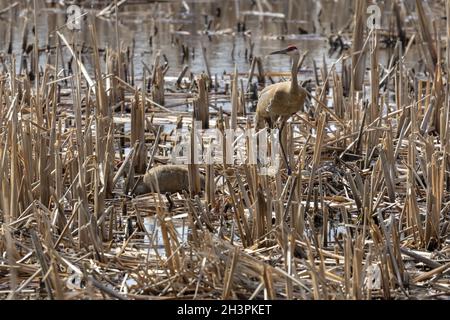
0, 1, 349, 81
144, 215, 188, 256
0, 0, 427, 119
0, 0, 429, 89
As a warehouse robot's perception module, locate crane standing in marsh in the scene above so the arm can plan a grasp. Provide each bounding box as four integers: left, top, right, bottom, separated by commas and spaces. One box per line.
255, 45, 308, 174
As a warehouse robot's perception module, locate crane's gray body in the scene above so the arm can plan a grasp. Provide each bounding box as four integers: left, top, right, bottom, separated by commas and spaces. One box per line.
254, 48, 307, 130
255, 81, 307, 129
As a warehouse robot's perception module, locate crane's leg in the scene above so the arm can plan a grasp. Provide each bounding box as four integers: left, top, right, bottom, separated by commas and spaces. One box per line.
278, 118, 292, 175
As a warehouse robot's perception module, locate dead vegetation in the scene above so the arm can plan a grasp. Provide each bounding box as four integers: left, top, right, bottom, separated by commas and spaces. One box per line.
0, 0, 449, 300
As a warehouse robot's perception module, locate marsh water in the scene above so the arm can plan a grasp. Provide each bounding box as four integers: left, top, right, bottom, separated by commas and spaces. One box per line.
0, 0, 391, 82
0, 0, 436, 102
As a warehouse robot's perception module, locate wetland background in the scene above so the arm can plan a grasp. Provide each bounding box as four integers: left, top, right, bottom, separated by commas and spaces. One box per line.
0, 0, 449, 300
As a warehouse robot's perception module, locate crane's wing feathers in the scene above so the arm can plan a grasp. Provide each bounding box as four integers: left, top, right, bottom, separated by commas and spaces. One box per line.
258, 83, 279, 99
259, 84, 286, 114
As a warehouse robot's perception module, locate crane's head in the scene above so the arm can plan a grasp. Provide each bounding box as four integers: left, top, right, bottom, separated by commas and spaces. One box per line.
269, 45, 299, 57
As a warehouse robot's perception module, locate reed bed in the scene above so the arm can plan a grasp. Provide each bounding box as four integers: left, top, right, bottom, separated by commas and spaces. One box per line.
0, 0, 449, 300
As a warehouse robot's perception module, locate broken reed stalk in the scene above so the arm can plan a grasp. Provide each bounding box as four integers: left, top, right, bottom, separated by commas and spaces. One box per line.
130, 74, 147, 174
193, 74, 209, 129
151, 51, 165, 106
231, 65, 239, 130
351, 0, 367, 92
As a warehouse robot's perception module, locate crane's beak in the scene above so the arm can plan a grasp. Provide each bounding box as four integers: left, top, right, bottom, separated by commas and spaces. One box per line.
269, 48, 289, 55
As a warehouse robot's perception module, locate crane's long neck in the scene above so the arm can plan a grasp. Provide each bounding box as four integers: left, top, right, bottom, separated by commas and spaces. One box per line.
290, 54, 300, 94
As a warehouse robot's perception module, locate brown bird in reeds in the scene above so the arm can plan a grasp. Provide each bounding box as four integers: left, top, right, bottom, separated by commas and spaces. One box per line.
255, 45, 308, 174
133, 165, 205, 195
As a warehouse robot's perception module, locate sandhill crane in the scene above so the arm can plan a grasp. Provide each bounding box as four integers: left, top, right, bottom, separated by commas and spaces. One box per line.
255, 45, 308, 174
133, 165, 205, 195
